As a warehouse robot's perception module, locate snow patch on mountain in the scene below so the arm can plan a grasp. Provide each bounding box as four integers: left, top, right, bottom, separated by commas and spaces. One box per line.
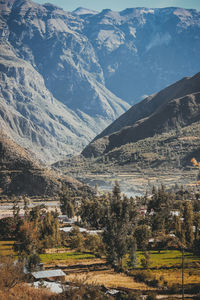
73, 7, 98, 15
97, 30, 125, 52
129, 27, 137, 38
146, 32, 172, 51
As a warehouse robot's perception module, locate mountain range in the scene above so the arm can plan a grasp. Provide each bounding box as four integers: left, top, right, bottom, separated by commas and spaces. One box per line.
0, 0, 200, 163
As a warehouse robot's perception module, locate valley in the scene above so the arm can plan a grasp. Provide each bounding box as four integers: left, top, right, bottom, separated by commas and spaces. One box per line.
0, 0, 200, 299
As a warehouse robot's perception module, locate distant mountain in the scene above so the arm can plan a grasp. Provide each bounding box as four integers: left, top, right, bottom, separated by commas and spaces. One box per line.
82, 72, 200, 159
0, 0, 129, 163
73, 7, 98, 15
1, 0, 200, 163
80, 7, 200, 104
0, 130, 84, 196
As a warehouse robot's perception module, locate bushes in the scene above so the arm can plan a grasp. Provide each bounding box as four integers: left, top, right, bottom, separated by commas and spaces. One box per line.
57, 284, 112, 300
133, 271, 160, 288
146, 293, 157, 300
0, 256, 25, 291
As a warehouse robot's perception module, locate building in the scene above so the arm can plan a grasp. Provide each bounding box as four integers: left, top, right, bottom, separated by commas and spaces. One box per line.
32, 269, 66, 282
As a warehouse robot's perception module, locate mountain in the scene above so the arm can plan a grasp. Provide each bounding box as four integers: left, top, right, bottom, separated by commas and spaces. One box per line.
0, 130, 85, 196
80, 7, 200, 104
73, 7, 98, 16
1, 0, 200, 163
0, 0, 129, 163
82, 72, 200, 161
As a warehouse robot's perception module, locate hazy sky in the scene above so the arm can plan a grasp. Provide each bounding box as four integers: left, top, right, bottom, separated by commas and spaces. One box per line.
34, 0, 200, 12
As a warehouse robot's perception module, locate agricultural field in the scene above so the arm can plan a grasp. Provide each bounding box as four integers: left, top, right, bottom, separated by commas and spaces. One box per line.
151, 268, 200, 286
0, 240, 15, 256
1, 240, 200, 293
39, 248, 200, 290
136, 250, 200, 268
65, 270, 154, 290
40, 251, 95, 264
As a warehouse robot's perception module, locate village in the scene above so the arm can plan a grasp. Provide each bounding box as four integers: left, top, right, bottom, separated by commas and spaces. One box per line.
0, 182, 200, 299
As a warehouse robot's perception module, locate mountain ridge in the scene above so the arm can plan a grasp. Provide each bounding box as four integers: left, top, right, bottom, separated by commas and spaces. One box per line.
82, 72, 200, 158
0, 130, 86, 196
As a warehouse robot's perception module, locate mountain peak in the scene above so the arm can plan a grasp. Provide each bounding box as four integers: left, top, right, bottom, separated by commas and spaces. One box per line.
72, 7, 98, 15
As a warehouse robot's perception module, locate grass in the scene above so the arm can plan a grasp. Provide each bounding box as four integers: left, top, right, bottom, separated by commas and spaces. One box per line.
130, 250, 200, 288
40, 251, 96, 263
65, 270, 154, 290
0, 240, 15, 256
136, 250, 200, 268
151, 268, 200, 285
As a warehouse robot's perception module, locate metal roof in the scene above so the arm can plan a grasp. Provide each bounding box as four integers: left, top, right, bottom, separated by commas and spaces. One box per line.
32, 269, 66, 279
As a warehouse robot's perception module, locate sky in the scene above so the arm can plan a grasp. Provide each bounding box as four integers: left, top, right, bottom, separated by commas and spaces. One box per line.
34, 0, 200, 12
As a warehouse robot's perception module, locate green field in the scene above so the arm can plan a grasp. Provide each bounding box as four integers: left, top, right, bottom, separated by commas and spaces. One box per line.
136, 250, 200, 268
40, 251, 95, 263
1, 240, 199, 271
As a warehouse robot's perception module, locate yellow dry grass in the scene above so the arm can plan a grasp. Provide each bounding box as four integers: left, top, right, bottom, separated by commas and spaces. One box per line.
65, 270, 154, 290
152, 268, 200, 285
0, 283, 55, 300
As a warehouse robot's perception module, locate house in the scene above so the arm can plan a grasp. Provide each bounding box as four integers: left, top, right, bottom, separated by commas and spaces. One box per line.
170, 210, 180, 217
59, 226, 102, 235
58, 215, 75, 224
32, 269, 66, 282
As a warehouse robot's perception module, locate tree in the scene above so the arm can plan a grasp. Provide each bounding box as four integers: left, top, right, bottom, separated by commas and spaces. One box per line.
134, 225, 151, 250
23, 196, 30, 221
69, 227, 84, 251
26, 253, 41, 272
141, 251, 151, 269
60, 188, 75, 218
127, 237, 137, 268
194, 212, 200, 241
148, 186, 174, 233
183, 201, 194, 248
103, 182, 137, 270
29, 204, 46, 226
0, 256, 25, 291
40, 211, 61, 249
0, 217, 15, 239
174, 215, 185, 245
79, 196, 109, 229
12, 196, 20, 223
84, 233, 105, 257
14, 220, 39, 257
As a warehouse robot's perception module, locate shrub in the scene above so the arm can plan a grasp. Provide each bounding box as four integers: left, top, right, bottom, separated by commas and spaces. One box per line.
149, 278, 159, 287
169, 283, 180, 294
194, 293, 200, 300
133, 271, 160, 288
134, 271, 151, 282
146, 293, 157, 300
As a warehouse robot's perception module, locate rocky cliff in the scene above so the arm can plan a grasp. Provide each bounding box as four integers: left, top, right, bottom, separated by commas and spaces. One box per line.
0, 0, 129, 163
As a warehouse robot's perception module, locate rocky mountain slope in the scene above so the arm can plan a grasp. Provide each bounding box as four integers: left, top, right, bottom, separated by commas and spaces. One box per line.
0, 0, 129, 163
79, 6, 200, 104
0, 130, 85, 196
82, 72, 200, 160
1, 0, 200, 163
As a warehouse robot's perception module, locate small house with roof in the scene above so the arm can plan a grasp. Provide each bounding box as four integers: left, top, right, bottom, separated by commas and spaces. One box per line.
32, 269, 66, 282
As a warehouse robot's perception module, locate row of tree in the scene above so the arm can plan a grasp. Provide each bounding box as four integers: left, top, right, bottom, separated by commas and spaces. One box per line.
59, 182, 200, 269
